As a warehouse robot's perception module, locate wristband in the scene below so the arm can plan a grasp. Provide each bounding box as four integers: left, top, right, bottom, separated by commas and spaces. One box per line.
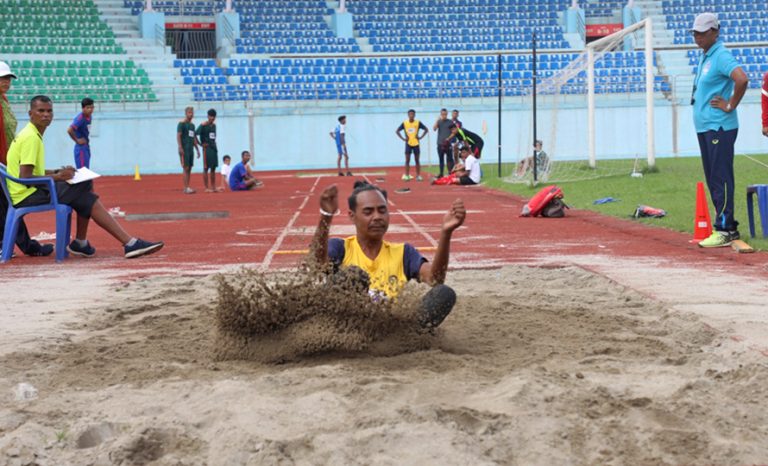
320, 208, 339, 217
726, 103, 732, 112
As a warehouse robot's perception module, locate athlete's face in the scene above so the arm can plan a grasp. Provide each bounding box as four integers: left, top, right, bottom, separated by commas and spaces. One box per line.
350, 190, 389, 241
82, 104, 95, 117
207, 115, 215, 124
452, 110, 459, 119
407, 111, 415, 122
440, 110, 447, 119
185, 108, 194, 121
242, 152, 251, 164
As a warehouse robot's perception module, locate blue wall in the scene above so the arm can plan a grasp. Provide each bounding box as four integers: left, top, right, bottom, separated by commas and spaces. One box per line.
13, 99, 767, 175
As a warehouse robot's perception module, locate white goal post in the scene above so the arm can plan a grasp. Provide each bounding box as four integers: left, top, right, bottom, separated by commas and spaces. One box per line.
587, 17, 655, 169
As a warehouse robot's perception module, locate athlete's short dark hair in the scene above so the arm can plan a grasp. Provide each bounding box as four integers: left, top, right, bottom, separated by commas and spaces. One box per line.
348, 181, 388, 211
338, 115, 346, 122
208, 108, 217, 117
81, 97, 94, 108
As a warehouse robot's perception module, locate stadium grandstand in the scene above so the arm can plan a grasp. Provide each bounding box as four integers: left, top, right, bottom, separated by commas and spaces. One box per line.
1, 0, 766, 174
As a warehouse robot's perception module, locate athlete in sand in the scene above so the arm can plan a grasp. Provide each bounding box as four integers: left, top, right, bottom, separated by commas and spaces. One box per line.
310, 181, 466, 328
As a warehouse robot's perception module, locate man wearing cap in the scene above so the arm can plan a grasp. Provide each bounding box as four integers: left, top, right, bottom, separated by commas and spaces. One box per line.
0, 61, 53, 257
690, 12, 749, 248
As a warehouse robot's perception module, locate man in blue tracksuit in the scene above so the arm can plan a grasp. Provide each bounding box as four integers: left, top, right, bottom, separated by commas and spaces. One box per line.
691, 13, 748, 247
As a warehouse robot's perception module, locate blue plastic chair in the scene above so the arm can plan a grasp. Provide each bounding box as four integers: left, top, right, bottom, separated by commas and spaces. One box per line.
0, 165, 72, 263
747, 184, 768, 238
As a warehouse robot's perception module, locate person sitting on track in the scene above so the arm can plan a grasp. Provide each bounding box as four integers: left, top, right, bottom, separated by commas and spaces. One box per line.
228, 150, 263, 191
310, 180, 466, 328
431, 144, 481, 186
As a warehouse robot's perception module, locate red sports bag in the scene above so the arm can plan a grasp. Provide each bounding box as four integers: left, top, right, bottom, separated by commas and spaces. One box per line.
521, 185, 567, 217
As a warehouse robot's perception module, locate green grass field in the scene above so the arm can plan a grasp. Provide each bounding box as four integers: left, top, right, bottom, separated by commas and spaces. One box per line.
467, 154, 768, 250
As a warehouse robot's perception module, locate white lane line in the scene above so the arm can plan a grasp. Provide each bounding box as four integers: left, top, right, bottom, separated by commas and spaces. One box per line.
398, 209, 438, 248
259, 176, 322, 271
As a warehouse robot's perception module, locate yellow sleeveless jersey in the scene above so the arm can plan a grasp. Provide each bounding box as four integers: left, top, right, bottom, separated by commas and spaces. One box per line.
340, 236, 408, 298
403, 119, 421, 147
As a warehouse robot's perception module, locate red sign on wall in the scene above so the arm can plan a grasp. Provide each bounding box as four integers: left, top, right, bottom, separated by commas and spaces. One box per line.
165, 22, 215, 29
586, 23, 623, 37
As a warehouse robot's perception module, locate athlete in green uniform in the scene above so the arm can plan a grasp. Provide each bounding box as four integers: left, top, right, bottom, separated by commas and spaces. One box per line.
177, 106, 200, 194
196, 108, 221, 192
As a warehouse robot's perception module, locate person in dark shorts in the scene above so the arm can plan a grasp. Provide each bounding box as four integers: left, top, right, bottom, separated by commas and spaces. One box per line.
177, 106, 200, 194
67, 97, 94, 169
196, 108, 221, 193
309, 180, 466, 328
433, 108, 454, 177
5, 96, 163, 259
0, 60, 52, 258
395, 109, 428, 181
228, 150, 263, 191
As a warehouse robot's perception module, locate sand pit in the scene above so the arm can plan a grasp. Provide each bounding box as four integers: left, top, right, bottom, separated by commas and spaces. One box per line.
1, 265, 768, 465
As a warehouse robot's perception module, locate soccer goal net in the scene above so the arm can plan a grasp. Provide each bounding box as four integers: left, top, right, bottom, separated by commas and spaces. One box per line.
505, 18, 658, 185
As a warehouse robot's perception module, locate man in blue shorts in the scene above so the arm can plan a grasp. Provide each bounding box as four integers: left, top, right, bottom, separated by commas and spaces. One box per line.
329, 115, 352, 177
228, 150, 263, 191
67, 97, 94, 169
310, 181, 466, 328
690, 12, 748, 247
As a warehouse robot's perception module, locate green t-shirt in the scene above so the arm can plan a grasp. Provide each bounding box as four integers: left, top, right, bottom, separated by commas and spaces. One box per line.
195, 122, 217, 150
6, 122, 45, 205
177, 121, 195, 153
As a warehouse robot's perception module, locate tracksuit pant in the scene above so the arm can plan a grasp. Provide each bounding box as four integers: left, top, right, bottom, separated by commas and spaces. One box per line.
697, 127, 739, 232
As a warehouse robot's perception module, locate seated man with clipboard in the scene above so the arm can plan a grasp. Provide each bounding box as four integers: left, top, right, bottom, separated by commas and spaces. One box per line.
5, 95, 163, 259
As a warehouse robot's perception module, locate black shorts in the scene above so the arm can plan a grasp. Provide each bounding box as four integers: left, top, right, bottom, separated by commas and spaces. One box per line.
16, 180, 99, 218
459, 175, 477, 185
405, 145, 420, 156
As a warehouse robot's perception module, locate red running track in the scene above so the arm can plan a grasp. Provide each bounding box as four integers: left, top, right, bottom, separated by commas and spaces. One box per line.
2, 168, 767, 280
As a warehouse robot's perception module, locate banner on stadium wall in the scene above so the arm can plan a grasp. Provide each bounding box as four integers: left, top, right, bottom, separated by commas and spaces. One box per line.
586, 24, 622, 38
165, 22, 215, 30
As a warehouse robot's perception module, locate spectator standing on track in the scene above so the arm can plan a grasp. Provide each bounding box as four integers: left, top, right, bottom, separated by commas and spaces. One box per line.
395, 109, 428, 181
690, 12, 748, 248
229, 150, 263, 191
196, 108, 222, 193
67, 97, 95, 169
762, 71, 768, 137
5, 95, 163, 259
177, 106, 200, 194
433, 108, 455, 177
220, 154, 231, 191
0, 61, 52, 257
329, 115, 352, 177
310, 181, 466, 328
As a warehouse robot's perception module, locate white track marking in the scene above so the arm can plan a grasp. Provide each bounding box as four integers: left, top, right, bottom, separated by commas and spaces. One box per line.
744, 155, 768, 170
397, 210, 438, 248
259, 176, 322, 271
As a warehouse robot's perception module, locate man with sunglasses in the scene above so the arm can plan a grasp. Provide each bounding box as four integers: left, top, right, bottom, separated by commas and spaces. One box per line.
690, 13, 748, 248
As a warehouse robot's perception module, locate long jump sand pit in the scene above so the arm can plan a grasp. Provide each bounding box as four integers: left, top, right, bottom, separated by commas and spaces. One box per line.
1, 265, 768, 465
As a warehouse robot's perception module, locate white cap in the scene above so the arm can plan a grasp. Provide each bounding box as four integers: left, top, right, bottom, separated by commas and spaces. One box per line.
0, 61, 18, 79
691, 13, 719, 33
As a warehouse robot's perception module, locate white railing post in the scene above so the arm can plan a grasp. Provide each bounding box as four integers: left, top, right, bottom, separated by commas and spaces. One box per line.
339, 0, 346, 13
145, 0, 153, 11
587, 46, 596, 168
225, 0, 233, 12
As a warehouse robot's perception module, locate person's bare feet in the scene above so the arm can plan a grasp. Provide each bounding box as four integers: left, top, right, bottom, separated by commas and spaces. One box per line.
215, 187, 225, 192
205, 188, 215, 193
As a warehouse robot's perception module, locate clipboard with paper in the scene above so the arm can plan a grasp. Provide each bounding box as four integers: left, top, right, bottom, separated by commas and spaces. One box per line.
66, 167, 101, 185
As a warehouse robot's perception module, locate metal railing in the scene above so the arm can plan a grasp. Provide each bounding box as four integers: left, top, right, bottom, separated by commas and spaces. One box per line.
166, 29, 217, 59
154, 23, 165, 48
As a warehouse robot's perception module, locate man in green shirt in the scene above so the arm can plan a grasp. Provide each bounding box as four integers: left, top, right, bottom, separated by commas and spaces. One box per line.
177, 106, 200, 194
196, 108, 221, 192
6, 95, 164, 259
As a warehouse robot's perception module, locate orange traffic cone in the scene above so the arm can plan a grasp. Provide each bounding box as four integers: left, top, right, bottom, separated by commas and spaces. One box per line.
692, 181, 712, 241
134, 164, 141, 181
